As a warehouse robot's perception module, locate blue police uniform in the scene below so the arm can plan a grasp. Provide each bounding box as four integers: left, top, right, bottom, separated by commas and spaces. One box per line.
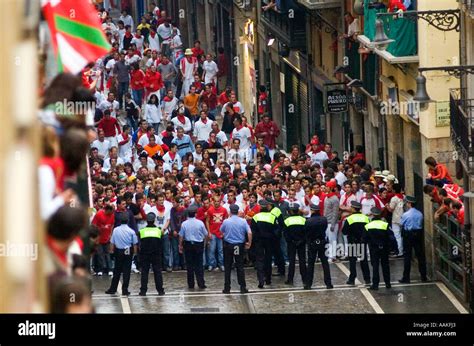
179, 215, 208, 289
107, 222, 138, 295
400, 207, 427, 282
220, 214, 251, 293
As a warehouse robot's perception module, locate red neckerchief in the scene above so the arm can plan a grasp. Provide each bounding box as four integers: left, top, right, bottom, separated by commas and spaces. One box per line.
342, 192, 353, 205
47, 235, 68, 266
157, 205, 165, 213
186, 56, 193, 63
178, 114, 186, 124
135, 33, 142, 39
395, 193, 404, 199
169, 152, 176, 160
235, 125, 243, 131
125, 32, 132, 38
177, 206, 185, 212
163, 96, 172, 102
201, 118, 208, 124
150, 32, 156, 38
161, 60, 169, 65
304, 194, 312, 206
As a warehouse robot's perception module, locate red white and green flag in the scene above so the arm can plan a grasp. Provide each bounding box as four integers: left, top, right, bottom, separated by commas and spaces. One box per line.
42, 0, 111, 74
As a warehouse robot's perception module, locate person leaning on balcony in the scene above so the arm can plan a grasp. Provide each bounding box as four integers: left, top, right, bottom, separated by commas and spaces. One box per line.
434, 198, 453, 223
424, 157, 453, 186
341, 12, 360, 42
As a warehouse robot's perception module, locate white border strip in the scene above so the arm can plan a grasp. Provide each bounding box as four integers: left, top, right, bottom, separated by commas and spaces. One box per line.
435, 282, 469, 314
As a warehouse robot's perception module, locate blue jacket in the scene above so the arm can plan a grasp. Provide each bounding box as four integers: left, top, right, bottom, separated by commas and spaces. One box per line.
172, 135, 195, 158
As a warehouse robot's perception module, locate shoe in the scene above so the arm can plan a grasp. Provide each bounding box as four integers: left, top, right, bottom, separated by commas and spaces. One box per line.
304, 285, 311, 290
386, 284, 392, 289
172, 266, 180, 271
272, 272, 284, 277
284, 280, 293, 285
421, 277, 429, 282
258, 283, 264, 289
398, 279, 410, 284
364, 280, 372, 285
158, 290, 165, 296
346, 280, 355, 285
188, 286, 195, 289
369, 286, 378, 291
105, 289, 116, 294
198, 285, 207, 289
340, 256, 348, 261
166, 267, 172, 273
122, 291, 131, 296
139, 291, 146, 296
222, 289, 231, 294
97, 271, 103, 276
219, 266, 225, 272
181, 265, 187, 270
108, 271, 113, 276
240, 287, 249, 294
326, 284, 334, 289
265, 280, 272, 285
207, 266, 213, 272
132, 268, 140, 274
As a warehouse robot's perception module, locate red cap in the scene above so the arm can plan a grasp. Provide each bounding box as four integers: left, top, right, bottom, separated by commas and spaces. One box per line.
326, 180, 337, 189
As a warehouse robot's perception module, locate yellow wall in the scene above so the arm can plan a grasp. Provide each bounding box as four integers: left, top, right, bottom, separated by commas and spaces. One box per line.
418, 0, 460, 139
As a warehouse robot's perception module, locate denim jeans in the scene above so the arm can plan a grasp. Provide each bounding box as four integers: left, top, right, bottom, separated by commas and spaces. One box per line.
94, 243, 114, 272
117, 81, 129, 109
132, 89, 144, 108
162, 236, 171, 268
151, 122, 160, 134
208, 109, 217, 121
207, 235, 224, 268
127, 116, 138, 132
170, 236, 180, 267
280, 236, 289, 262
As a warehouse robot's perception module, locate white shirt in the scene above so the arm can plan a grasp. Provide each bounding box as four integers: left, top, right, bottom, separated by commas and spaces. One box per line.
348, 18, 360, 36
91, 138, 111, 159
117, 133, 133, 162
202, 60, 219, 84
162, 152, 182, 171
98, 100, 120, 117
310, 151, 329, 167
223, 201, 243, 215
221, 101, 245, 116
215, 130, 228, 146
119, 15, 134, 31
231, 126, 252, 150
133, 158, 155, 172
39, 165, 65, 220
157, 24, 172, 41
103, 157, 125, 171
193, 119, 213, 142
131, 36, 144, 53
335, 171, 347, 186
148, 33, 160, 51
144, 104, 162, 124
138, 134, 163, 148
124, 54, 140, 66
171, 34, 183, 52
171, 115, 192, 133
162, 97, 179, 118
105, 58, 116, 77
149, 206, 171, 233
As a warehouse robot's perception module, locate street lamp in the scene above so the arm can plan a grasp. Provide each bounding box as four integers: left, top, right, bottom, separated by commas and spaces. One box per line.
372, 18, 394, 51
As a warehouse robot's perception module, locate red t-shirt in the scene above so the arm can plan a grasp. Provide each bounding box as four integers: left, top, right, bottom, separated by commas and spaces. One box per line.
206, 206, 228, 238
92, 209, 115, 244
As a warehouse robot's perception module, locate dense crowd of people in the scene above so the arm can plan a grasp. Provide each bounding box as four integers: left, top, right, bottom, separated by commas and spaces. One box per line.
37, 1, 463, 311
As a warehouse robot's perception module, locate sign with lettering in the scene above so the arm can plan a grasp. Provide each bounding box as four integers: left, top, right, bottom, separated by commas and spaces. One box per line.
436, 101, 450, 127
326, 89, 348, 113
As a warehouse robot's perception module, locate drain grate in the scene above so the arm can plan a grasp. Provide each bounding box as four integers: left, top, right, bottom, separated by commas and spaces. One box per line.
190, 307, 220, 312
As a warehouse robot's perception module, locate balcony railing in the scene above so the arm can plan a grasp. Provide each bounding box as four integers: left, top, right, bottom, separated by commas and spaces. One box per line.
450, 88, 474, 173
260, 1, 306, 49
460, 0, 474, 13
358, 2, 418, 63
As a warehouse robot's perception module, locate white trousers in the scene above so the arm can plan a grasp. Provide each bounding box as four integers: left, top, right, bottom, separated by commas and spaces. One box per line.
326, 224, 339, 259
392, 223, 403, 255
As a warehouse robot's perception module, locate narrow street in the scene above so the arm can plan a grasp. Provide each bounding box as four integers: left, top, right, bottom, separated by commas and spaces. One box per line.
92, 259, 467, 314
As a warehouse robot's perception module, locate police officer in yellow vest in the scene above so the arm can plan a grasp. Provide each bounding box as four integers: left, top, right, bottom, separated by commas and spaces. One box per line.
251, 199, 279, 288
283, 203, 307, 285
270, 199, 286, 276
364, 207, 398, 290
138, 212, 165, 296
341, 201, 371, 286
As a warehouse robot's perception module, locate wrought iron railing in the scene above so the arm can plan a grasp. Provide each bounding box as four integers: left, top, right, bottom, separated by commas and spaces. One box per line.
461, 0, 474, 13
450, 88, 474, 173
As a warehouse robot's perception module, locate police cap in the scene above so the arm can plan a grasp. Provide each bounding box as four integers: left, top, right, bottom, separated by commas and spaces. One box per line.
289, 203, 300, 211
370, 207, 382, 216
309, 203, 320, 211
229, 204, 239, 213
146, 212, 156, 222
351, 201, 362, 209
258, 199, 269, 207
405, 196, 416, 204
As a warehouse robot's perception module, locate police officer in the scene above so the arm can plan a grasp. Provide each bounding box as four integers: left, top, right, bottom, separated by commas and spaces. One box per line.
220, 204, 252, 294
138, 212, 165, 296
106, 212, 138, 296
341, 201, 371, 285
270, 199, 286, 276
304, 204, 333, 289
283, 203, 307, 285
178, 205, 209, 289
364, 207, 397, 290
251, 199, 279, 288
399, 196, 428, 283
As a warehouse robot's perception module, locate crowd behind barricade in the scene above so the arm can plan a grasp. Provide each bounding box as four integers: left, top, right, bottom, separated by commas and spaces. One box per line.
38, 1, 459, 311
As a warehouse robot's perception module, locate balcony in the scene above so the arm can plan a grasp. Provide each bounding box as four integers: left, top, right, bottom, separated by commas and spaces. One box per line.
260, 1, 306, 49
450, 88, 474, 173
460, 0, 474, 15
297, 0, 341, 10
357, 2, 418, 64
